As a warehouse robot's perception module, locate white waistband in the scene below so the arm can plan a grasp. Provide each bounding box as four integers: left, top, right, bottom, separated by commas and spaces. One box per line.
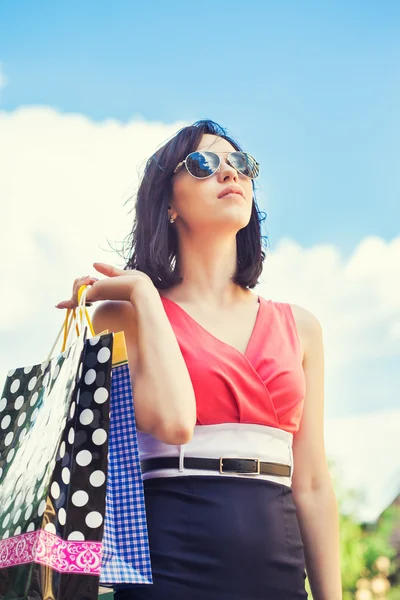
137, 423, 294, 487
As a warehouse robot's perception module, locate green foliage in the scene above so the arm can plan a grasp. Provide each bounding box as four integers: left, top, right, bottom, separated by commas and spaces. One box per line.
339, 511, 367, 590
315, 461, 399, 597
362, 505, 398, 574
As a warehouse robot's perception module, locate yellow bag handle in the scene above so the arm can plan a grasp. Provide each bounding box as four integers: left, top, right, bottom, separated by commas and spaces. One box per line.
75, 285, 95, 334
60, 285, 95, 352
47, 285, 96, 361
62, 309, 81, 351
63, 286, 128, 368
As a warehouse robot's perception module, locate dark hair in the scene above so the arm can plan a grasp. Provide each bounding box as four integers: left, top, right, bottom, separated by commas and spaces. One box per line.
120, 119, 268, 290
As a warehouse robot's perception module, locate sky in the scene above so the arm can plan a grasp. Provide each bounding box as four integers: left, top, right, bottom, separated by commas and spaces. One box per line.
0, 0, 399, 522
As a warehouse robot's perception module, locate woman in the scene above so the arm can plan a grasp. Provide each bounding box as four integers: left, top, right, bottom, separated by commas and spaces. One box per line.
56, 120, 342, 599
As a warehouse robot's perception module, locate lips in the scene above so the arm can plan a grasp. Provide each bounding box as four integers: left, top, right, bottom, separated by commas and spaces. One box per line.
218, 185, 244, 199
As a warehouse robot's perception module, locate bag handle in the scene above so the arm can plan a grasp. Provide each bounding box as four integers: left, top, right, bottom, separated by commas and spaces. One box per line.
70, 285, 96, 343
47, 285, 95, 361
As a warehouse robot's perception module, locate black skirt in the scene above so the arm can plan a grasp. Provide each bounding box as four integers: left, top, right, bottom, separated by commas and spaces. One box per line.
114, 475, 308, 600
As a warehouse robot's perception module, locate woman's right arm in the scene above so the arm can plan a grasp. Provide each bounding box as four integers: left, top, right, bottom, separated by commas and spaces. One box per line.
91, 279, 197, 446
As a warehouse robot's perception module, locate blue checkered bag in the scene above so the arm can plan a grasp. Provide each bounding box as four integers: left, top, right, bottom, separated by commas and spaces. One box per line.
99, 331, 152, 586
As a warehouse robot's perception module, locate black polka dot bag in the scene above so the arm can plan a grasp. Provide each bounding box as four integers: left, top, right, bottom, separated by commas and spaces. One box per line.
0, 288, 114, 599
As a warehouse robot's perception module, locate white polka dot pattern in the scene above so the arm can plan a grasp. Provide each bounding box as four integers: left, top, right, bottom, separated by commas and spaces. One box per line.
76, 450, 92, 467
13, 509, 22, 525
72, 490, 89, 507
61, 467, 70, 485
69, 401, 76, 419
68, 427, 75, 444
2, 514, 10, 528
90, 470, 106, 487
6, 448, 15, 463
28, 376, 37, 391
51, 481, 60, 499
97, 347, 111, 364
68, 531, 85, 541
58, 507, 66, 526
4, 431, 13, 446
59, 441, 66, 459
44, 523, 56, 534
85, 511, 103, 528
17, 412, 26, 426
94, 387, 108, 404
92, 429, 107, 446
0, 333, 112, 549
38, 500, 47, 517
1, 414, 11, 429
80, 409, 94, 425
84, 369, 96, 385
14, 395, 24, 410
30, 391, 39, 406
10, 379, 20, 394
30, 407, 39, 422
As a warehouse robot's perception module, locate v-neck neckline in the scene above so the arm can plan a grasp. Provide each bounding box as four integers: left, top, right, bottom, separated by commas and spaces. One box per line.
160, 294, 263, 361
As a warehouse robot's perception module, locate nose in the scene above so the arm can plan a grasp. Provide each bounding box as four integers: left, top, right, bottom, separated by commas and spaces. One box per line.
217, 156, 238, 182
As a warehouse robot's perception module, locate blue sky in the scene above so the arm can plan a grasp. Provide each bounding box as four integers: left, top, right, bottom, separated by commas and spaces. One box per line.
1, 0, 399, 255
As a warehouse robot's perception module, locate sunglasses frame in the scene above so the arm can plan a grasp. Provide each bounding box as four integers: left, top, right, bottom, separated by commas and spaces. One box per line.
173, 151, 259, 180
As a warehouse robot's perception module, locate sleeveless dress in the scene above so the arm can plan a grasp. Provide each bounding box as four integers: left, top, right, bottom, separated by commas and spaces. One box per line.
114, 295, 308, 600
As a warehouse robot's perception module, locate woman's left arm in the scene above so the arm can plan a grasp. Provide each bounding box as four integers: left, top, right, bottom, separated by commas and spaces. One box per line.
291, 306, 342, 600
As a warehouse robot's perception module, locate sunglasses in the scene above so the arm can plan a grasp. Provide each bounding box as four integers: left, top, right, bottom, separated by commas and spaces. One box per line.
173, 151, 260, 180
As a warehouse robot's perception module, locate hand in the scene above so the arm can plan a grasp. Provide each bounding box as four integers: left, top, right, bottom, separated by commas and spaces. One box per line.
55, 263, 155, 310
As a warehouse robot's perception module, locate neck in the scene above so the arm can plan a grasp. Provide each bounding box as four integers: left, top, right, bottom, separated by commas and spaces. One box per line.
171, 233, 248, 307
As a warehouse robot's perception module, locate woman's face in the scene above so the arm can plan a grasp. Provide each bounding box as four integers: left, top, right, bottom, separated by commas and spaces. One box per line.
170, 134, 254, 234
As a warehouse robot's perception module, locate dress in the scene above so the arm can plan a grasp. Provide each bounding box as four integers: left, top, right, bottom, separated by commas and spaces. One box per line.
114, 295, 308, 600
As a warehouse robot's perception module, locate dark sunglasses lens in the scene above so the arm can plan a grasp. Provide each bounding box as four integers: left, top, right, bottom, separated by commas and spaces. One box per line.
186, 152, 219, 178
230, 152, 259, 178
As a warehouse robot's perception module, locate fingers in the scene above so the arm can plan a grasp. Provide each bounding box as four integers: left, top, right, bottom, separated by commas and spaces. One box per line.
55, 299, 78, 309
93, 262, 125, 277
55, 264, 128, 311
55, 275, 98, 309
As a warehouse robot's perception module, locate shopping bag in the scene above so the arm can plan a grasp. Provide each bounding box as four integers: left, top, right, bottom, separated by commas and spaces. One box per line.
71, 287, 152, 586
0, 289, 113, 600
99, 330, 152, 587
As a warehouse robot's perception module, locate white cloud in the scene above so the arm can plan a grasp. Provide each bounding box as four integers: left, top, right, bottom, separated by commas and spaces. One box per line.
260, 236, 400, 364
0, 106, 399, 523
325, 409, 400, 523
258, 237, 400, 417
0, 106, 186, 330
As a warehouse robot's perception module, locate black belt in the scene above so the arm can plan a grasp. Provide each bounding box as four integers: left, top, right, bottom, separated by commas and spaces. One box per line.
140, 457, 291, 477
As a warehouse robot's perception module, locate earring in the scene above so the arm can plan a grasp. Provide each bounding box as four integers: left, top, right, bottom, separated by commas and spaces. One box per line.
169, 215, 175, 223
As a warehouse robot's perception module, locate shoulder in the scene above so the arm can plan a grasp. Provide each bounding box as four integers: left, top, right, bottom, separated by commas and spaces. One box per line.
91, 300, 138, 335
286, 303, 323, 361
91, 300, 139, 376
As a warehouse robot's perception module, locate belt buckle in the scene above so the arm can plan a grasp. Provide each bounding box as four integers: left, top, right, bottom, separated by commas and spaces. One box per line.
219, 457, 261, 475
